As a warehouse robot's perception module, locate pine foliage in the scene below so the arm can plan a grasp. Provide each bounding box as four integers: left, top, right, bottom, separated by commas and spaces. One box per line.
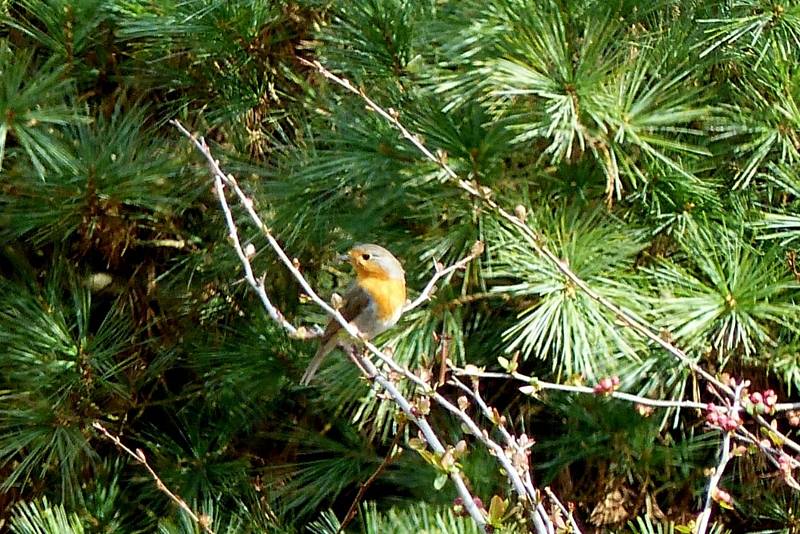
1, 0, 800, 531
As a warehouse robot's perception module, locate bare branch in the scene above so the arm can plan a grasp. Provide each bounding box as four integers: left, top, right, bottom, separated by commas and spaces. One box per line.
696, 381, 747, 534
93, 422, 215, 534
432, 382, 552, 532
754, 412, 800, 455
171, 121, 306, 339
544, 487, 580, 534
775, 402, 800, 412
455, 368, 708, 410
404, 241, 485, 312
449, 376, 557, 533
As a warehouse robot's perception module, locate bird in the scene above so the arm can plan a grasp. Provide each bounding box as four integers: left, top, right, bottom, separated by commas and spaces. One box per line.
300, 244, 406, 385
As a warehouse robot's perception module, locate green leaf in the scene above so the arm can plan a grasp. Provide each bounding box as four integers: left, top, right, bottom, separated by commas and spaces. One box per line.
487, 494, 507, 526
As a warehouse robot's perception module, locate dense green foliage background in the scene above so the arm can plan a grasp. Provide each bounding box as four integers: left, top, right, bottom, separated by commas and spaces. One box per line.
1, 0, 800, 531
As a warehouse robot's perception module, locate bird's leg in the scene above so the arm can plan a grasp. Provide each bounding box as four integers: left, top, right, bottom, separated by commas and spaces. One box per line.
345, 344, 372, 378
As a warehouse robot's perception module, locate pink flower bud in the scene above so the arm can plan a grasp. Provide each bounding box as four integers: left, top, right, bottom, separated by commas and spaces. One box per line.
722, 415, 740, 432
713, 488, 732, 505
750, 392, 763, 405
452, 497, 467, 517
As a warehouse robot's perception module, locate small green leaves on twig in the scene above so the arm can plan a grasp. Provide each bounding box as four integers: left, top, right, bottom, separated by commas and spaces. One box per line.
497, 351, 519, 374
487, 495, 509, 529
409, 437, 469, 491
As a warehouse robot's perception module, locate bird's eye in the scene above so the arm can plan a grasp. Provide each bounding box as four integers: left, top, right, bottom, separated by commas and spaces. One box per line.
361, 253, 371, 261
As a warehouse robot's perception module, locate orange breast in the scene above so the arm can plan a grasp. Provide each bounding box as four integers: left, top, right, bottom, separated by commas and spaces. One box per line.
358, 276, 406, 321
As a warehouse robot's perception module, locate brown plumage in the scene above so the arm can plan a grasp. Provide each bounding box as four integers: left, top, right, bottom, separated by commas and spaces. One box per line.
300, 244, 406, 385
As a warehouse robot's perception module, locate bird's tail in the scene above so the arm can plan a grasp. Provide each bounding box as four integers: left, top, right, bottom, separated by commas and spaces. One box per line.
300, 337, 337, 385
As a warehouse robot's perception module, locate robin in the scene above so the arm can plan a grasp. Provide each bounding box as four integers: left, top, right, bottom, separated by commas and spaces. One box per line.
300, 244, 406, 385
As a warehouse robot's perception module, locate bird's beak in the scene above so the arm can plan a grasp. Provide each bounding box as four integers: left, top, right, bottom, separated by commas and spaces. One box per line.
336, 252, 351, 263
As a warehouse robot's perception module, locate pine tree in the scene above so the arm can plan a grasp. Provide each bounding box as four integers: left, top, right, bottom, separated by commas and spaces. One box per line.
2, 0, 800, 532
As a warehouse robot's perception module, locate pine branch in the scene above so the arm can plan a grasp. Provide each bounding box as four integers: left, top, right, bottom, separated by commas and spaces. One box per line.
93, 422, 215, 534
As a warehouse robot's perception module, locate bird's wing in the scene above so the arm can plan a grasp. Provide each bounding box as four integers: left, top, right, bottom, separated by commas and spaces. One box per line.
301, 284, 373, 385
319, 283, 372, 343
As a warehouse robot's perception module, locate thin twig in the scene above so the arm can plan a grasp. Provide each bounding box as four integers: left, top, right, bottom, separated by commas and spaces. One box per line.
449, 376, 556, 533
431, 383, 552, 533
544, 487, 580, 534
93, 422, 215, 534
775, 402, 800, 412
732, 426, 800, 487
696, 381, 746, 534
172, 121, 304, 339
733, 427, 782, 470
754, 413, 800, 454
349, 348, 489, 526
404, 241, 485, 312
339, 422, 406, 532
454, 368, 708, 410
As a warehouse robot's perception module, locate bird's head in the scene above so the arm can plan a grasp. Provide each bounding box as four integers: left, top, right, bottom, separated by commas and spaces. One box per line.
343, 244, 405, 281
